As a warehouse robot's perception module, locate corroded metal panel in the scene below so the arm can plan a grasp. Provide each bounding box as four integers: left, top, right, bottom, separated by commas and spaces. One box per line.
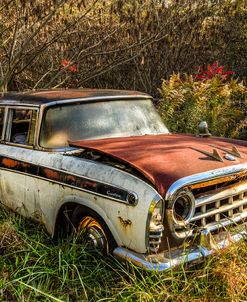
70, 134, 247, 196
0, 89, 149, 105
0, 144, 158, 253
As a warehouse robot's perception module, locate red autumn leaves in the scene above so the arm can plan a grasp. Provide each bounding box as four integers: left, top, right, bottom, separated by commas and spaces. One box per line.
61, 59, 78, 73
60, 59, 235, 83
194, 61, 235, 81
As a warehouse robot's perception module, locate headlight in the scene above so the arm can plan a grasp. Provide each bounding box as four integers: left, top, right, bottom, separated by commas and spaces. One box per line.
147, 196, 164, 253
167, 189, 195, 239
172, 190, 195, 227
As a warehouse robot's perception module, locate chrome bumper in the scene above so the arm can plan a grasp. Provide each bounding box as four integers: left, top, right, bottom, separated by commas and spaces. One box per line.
113, 226, 247, 272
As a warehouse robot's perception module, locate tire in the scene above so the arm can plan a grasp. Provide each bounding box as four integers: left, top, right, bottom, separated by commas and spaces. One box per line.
71, 206, 116, 255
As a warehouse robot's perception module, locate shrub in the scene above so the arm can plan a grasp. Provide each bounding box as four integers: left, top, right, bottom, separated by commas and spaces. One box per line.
158, 69, 247, 139
194, 61, 235, 81
0, 0, 246, 93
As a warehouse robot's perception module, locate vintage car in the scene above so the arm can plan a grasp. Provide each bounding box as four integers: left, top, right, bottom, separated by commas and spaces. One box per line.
0, 89, 246, 271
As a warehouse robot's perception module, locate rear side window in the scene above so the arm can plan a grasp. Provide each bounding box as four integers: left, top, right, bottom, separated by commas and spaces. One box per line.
0, 108, 4, 140
7, 109, 37, 146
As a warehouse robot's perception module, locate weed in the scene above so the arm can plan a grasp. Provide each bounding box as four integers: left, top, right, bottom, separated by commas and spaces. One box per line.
0, 206, 246, 301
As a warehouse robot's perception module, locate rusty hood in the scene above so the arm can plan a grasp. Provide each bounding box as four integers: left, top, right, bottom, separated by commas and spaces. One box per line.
69, 134, 247, 196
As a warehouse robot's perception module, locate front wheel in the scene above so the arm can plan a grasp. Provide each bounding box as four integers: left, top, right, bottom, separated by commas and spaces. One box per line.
78, 216, 110, 254
71, 206, 116, 255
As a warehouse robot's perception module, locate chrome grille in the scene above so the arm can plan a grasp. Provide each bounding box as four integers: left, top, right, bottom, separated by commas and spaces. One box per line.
191, 181, 247, 230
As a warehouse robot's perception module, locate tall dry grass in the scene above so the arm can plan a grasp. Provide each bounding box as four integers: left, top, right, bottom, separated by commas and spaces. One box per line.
0, 205, 246, 301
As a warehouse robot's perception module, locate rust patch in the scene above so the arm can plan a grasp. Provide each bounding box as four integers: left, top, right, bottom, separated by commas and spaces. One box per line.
78, 180, 97, 189
70, 134, 247, 196
2, 158, 18, 169
42, 168, 60, 180
0, 89, 149, 108
32, 88, 148, 100
63, 174, 77, 186
189, 170, 247, 190
118, 216, 132, 227
2, 158, 30, 173
0, 155, 130, 203
189, 176, 236, 190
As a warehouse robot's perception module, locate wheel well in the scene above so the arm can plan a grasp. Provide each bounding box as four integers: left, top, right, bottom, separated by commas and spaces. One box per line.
54, 202, 78, 238
54, 202, 116, 249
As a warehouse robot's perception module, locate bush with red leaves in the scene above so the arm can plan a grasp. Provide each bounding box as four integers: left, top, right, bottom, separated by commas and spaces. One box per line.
194, 61, 235, 81
61, 59, 78, 73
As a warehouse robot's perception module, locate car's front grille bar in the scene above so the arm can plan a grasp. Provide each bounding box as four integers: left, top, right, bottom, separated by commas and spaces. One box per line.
148, 227, 163, 253
192, 181, 247, 228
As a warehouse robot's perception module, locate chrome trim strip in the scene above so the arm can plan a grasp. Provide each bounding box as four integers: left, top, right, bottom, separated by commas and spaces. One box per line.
165, 163, 247, 201
1, 142, 34, 149
0, 166, 135, 206
191, 147, 223, 162
210, 144, 243, 159
1, 106, 7, 141
0, 155, 138, 206
0, 101, 40, 108
113, 228, 246, 272
145, 194, 164, 251
40, 95, 151, 110
0, 95, 151, 109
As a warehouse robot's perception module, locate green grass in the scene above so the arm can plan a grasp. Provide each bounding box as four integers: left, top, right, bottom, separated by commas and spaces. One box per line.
0, 206, 246, 302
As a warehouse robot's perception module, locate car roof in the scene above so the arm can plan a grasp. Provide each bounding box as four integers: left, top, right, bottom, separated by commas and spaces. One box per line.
0, 89, 150, 106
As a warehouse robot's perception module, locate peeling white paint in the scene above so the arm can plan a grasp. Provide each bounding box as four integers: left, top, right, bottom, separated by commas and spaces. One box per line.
0, 144, 160, 253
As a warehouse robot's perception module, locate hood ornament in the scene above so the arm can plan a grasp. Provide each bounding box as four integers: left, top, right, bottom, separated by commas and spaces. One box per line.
224, 154, 236, 161
198, 121, 212, 137
210, 144, 242, 159
192, 147, 223, 162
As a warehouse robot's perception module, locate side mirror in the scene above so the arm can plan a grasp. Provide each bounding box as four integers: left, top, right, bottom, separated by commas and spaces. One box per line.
198, 121, 212, 137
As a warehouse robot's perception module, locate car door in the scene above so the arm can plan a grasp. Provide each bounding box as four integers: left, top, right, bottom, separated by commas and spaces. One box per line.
0, 106, 39, 219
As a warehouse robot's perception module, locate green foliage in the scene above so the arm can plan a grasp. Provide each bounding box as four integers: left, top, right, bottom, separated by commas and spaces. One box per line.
158, 73, 247, 138
0, 0, 246, 94
0, 206, 247, 301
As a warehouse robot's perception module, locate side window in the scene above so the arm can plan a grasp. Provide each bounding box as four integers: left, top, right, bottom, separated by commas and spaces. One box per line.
0, 108, 5, 140
8, 109, 37, 146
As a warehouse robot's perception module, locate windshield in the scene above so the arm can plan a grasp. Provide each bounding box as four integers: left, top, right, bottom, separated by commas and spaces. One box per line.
39, 99, 169, 148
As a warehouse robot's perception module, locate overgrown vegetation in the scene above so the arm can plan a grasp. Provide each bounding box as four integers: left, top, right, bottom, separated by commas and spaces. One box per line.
0, 206, 246, 302
0, 1, 246, 301
158, 65, 247, 139
0, 0, 246, 94
1, 0, 246, 138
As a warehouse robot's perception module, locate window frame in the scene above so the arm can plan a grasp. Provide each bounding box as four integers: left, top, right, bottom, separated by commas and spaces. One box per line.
0, 106, 7, 141
3, 106, 39, 149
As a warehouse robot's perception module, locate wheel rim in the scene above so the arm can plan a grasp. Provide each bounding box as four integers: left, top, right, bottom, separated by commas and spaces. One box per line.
78, 216, 109, 254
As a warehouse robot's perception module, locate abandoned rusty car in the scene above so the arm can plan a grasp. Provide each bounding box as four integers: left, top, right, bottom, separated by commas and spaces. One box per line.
0, 89, 246, 271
